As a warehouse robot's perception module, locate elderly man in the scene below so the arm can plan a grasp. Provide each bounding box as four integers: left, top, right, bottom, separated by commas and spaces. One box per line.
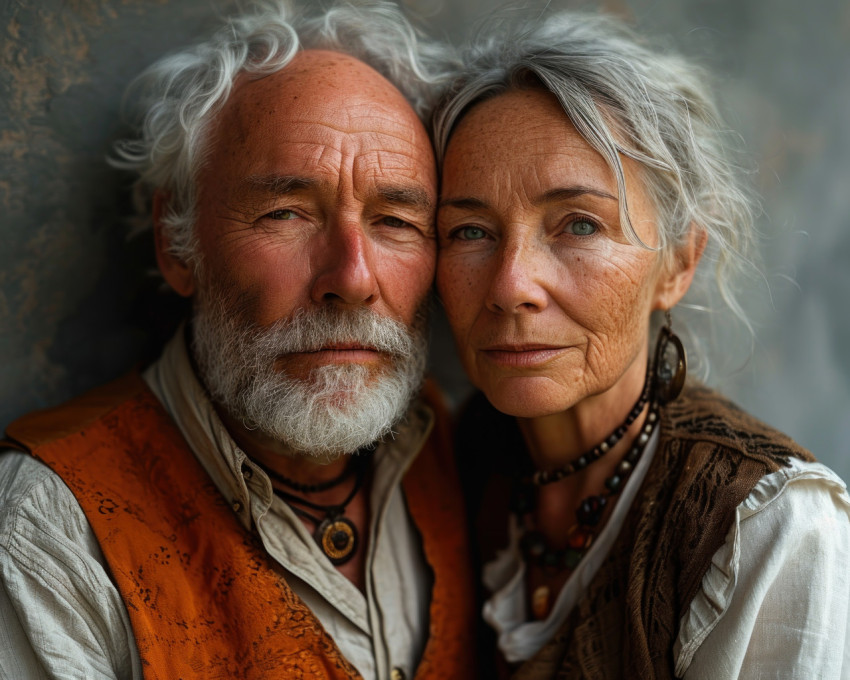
0, 2, 474, 679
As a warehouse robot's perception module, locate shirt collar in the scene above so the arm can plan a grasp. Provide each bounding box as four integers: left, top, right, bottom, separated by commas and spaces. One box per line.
141, 326, 434, 531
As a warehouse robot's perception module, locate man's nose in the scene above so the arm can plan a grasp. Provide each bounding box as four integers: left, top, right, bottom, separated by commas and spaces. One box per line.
310, 219, 379, 306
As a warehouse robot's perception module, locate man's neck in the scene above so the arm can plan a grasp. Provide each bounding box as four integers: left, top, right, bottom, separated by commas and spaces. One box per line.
214, 401, 351, 484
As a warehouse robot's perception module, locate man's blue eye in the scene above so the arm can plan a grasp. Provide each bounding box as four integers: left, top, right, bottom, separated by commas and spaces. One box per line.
568, 219, 597, 236
457, 226, 486, 240
383, 216, 409, 228
269, 209, 297, 220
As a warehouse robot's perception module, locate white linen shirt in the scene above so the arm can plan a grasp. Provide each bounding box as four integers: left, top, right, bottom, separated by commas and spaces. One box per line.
483, 435, 850, 678
0, 330, 433, 680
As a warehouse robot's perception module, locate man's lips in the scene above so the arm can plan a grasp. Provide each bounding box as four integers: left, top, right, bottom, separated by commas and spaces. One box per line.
278, 343, 387, 366
299, 343, 379, 353
480, 344, 569, 368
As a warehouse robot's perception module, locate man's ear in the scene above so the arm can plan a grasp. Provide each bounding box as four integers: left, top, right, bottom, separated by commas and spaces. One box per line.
153, 190, 195, 298
653, 225, 708, 310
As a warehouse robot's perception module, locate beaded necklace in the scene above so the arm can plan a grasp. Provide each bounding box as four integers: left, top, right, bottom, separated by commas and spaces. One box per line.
512, 379, 661, 620
531, 363, 652, 485
516, 399, 659, 574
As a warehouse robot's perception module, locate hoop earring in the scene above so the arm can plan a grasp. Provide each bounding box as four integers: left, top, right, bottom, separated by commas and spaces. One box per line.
653, 309, 686, 404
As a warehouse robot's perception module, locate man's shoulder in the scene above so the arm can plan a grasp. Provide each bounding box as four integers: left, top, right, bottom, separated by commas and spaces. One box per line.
0, 451, 92, 554
3, 371, 152, 452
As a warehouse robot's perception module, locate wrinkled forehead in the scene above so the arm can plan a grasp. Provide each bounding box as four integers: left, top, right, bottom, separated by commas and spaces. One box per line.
197, 49, 437, 201
219, 49, 428, 146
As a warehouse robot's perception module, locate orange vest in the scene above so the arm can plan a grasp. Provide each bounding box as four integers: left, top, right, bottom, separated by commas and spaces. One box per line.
4, 372, 476, 679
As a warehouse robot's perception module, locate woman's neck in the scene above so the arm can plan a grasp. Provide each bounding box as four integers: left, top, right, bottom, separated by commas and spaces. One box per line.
516, 355, 650, 471
515, 354, 651, 516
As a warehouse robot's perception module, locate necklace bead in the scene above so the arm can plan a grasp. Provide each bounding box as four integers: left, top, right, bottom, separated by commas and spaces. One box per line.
518, 399, 660, 581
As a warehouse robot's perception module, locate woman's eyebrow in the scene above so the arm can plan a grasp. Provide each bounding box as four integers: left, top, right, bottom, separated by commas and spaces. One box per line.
438, 196, 489, 211
533, 187, 618, 205
438, 188, 616, 212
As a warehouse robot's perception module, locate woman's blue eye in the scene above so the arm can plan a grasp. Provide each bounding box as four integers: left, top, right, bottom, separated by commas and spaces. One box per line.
268, 209, 297, 220
567, 218, 597, 236
457, 226, 486, 240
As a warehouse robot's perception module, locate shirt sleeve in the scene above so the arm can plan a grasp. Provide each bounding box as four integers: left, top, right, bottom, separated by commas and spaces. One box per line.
0, 451, 142, 680
677, 459, 850, 679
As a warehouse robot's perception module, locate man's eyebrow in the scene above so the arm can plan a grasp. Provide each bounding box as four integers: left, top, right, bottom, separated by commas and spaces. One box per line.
378, 185, 433, 212
244, 174, 317, 194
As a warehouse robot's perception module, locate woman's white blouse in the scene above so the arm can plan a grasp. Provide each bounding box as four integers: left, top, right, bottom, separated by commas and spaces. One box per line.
483, 436, 850, 678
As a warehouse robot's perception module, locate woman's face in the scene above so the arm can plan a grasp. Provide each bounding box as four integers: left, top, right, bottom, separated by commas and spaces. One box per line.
437, 88, 679, 418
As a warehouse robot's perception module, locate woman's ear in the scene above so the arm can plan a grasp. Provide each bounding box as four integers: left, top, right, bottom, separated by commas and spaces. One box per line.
653, 226, 708, 310
153, 190, 195, 298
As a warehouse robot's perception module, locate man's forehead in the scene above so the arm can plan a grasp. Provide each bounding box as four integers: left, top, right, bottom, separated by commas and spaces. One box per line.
224, 122, 434, 179
204, 50, 436, 196
242, 172, 434, 211
278, 49, 389, 87
227, 49, 417, 121
216, 50, 428, 148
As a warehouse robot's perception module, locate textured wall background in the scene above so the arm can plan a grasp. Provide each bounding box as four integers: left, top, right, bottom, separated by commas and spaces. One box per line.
2, 0, 848, 481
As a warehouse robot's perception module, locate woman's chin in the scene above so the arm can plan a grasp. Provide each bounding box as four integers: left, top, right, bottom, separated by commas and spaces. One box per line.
480, 378, 578, 419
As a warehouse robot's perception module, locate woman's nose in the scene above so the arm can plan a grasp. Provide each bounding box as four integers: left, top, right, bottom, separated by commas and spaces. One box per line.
484, 237, 549, 315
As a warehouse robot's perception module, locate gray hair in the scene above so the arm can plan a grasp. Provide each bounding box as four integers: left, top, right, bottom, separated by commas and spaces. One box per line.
432, 10, 758, 368
111, 0, 458, 269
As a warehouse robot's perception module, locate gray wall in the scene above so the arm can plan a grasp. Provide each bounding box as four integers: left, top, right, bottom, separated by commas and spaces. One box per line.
2, 0, 848, 482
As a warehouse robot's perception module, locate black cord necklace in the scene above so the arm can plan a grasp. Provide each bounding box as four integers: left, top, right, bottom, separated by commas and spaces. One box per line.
530, 363, 652, 485
270, 455, 370, 566
260, 457, 357, 493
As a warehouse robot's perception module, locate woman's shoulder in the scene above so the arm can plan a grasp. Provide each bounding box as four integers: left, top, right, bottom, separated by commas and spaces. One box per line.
661, 382, 813, 469
675, 455, 850, 676
739, 455, 849, 521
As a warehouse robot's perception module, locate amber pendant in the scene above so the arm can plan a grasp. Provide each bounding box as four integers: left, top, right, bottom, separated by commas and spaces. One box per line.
316, 516, 358, 565
531, 585, 552, 620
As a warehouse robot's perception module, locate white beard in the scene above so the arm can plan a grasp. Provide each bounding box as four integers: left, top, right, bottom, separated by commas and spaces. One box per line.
190, 288, 429, 460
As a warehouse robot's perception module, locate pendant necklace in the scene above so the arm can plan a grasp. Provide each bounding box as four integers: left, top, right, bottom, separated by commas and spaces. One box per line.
267, 454, 370, 566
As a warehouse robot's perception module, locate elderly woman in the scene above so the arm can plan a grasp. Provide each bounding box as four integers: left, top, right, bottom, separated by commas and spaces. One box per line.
432, 11, 850, 679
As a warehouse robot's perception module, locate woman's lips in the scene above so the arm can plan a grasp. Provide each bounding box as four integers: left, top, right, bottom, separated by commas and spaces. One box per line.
480, 344, 569, 368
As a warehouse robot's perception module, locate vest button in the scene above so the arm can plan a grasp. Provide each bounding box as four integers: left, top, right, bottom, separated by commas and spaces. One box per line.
232, 500, 243, 513
390, 668, 406, 680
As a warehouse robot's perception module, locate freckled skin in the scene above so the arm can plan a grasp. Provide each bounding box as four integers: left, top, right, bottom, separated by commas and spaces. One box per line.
437, 88, 705, 606
186, 50, 437, 382
437, 88, 690, 432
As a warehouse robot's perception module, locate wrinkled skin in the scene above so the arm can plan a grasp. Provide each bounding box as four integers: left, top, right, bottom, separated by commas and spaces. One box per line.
158, 49, 437, 391
437, 87, 698, 431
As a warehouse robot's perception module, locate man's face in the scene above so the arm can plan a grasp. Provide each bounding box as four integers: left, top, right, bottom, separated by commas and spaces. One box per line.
166, 51, 437, 458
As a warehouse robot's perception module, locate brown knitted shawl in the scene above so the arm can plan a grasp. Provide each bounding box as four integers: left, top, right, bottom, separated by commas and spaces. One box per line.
458, 383, 813, 680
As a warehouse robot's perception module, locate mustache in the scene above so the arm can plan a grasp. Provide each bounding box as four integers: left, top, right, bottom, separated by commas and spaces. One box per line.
242, 305, 419, 358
